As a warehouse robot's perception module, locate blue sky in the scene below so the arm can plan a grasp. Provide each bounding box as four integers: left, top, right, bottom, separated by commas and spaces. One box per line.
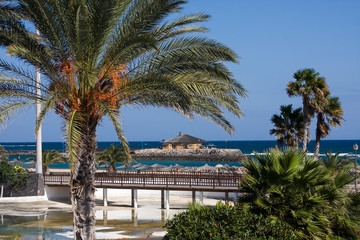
0, 0, 359, 142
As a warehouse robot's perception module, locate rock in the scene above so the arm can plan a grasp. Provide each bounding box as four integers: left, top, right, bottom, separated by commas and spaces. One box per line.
131, 148, 246, 162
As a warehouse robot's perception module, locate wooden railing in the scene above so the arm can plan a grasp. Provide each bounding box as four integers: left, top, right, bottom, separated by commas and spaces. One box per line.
44, 172, 244, 190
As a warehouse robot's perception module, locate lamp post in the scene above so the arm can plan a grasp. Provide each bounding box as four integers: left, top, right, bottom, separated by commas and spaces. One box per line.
35, 28, 42, 175
353, 143, 358, 191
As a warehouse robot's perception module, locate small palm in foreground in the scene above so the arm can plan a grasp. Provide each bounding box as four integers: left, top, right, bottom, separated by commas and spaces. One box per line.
96, 145, 128, 172
239, 148, 360, 239
28, 150, 64, 175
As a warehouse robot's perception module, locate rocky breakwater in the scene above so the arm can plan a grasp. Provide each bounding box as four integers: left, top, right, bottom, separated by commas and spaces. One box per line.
132, 148, 246, 162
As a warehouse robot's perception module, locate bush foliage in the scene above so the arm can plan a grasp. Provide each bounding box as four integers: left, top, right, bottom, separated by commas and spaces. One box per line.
239, 148, 360, 240
164, 202, 299, 240
0, 161, 28, 196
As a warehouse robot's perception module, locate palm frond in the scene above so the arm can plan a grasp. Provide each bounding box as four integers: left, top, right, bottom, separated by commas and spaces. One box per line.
0, 101, 34, 127
64, 110, 82, 173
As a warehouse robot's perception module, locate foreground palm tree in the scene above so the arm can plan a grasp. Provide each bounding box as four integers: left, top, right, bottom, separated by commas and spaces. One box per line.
96, 144, 128, 172
0, 1, 246, 239
269, 104, 303, 148
287, 68, 330, 152
313, 94, 343, 159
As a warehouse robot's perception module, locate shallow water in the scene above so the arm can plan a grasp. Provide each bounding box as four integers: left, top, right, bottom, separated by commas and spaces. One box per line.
0, 207, 176, 239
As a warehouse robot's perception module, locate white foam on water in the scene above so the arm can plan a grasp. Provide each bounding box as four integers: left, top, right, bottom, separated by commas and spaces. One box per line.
151, 231, 167, 237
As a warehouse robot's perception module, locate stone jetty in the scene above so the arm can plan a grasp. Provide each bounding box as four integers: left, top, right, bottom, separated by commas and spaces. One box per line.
131, 148, 246, 162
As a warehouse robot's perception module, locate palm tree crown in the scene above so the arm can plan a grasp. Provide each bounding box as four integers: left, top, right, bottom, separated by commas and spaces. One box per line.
270, 104, 303, 148
0, 1, 247, 239
96, 144, 128, 172
27, 150, 64, 174
314, 94, 343, 158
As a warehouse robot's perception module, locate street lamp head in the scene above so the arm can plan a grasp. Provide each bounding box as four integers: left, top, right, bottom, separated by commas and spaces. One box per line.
354, 143, 359, 152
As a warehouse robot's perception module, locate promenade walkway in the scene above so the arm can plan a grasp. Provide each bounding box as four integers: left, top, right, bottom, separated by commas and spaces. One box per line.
44, 172, 244, 209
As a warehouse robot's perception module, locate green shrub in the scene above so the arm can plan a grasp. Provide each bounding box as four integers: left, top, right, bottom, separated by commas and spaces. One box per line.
14, 165, 27, 173
0, 161, 28, 196
164, 202, 299, 240
239, 148, 360, 239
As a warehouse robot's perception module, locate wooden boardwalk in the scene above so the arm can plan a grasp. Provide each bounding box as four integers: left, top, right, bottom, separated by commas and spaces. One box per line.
45, 172, 244, 192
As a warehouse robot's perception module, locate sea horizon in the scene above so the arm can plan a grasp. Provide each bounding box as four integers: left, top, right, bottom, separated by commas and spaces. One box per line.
1, 139, 359, 155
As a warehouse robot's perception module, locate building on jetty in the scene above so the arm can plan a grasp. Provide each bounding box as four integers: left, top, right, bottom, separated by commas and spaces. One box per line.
162, 132, 206, 150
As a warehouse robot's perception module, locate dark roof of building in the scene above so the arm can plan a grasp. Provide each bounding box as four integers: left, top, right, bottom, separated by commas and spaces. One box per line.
163, 132, 206, 144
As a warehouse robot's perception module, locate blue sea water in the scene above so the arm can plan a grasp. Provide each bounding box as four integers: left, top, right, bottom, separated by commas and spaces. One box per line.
2, 140, 359, 154
1, 140, 359, 169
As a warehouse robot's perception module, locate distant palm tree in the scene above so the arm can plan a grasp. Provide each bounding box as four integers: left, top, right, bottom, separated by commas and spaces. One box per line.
96, 144, 128, 172
0, 145, 7, 161
313, 95, 343, 159
287, 68, 330, 152
270, 104, 303, 148
28, 150, 64, 175
0, 1, 246, 239
319, 150, 353, 173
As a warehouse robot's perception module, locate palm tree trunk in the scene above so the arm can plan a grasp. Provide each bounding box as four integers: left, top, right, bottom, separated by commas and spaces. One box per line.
314, 114, 323, 160
302, 96, 310, 152
109, 164, 117, 173
70, 124, 97, 240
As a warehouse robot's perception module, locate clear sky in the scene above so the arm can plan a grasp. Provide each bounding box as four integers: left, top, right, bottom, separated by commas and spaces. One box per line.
0, 0, 359, 142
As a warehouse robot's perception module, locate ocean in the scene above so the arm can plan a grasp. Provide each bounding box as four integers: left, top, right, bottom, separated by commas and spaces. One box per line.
2, 140, 359, 169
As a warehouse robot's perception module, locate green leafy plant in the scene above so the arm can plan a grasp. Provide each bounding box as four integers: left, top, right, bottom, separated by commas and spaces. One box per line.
164, 202, 299, 240
0, 161, 28, 197
239, 148, 360, 239
0, 160, 15, 197
14, 165, 27, 173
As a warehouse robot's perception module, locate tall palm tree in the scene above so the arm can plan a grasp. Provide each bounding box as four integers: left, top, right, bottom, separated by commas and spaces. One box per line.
313, 95, 344, 159
287, 68, 330, 152
269, 104, 303, 148
96, 144, 128, 172
0, 1, 247, 239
